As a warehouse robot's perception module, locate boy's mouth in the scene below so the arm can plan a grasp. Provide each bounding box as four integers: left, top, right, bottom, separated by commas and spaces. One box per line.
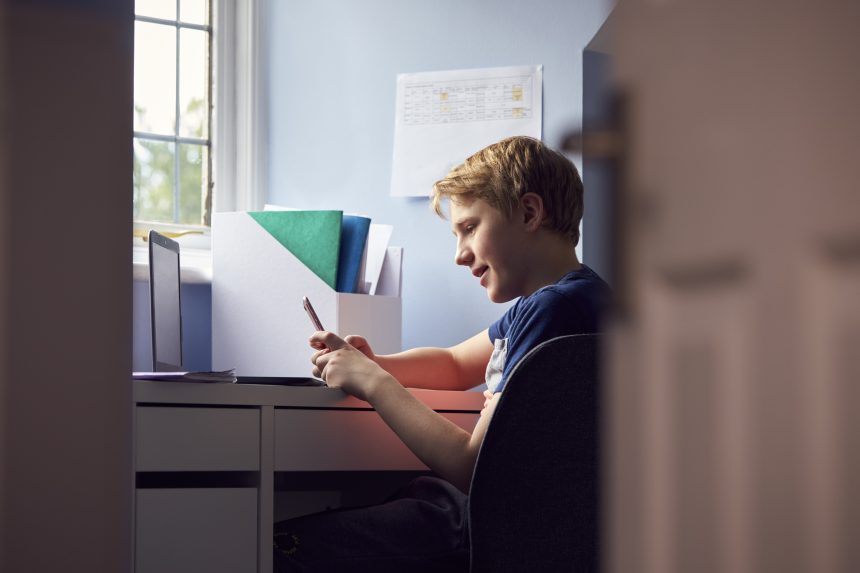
473, 266, 489, 285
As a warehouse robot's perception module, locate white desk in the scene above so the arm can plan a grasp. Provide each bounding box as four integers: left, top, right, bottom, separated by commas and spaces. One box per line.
133, 381, 483, 573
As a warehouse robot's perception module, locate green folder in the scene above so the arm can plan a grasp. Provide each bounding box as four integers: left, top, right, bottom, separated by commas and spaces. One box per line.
249, 210, 342, 289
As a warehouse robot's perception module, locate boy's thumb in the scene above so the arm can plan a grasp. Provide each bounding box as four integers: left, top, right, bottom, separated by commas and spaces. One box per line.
344, 334, 365, 347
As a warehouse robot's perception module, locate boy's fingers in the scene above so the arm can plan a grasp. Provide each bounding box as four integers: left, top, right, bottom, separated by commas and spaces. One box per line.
318, 361, 333, 383
314, 350, 332, 370
310, 348, 328, 364
309, 330, 347, 351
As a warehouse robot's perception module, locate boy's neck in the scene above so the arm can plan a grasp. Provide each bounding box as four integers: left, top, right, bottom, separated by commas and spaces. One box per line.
522, 233, 582, 296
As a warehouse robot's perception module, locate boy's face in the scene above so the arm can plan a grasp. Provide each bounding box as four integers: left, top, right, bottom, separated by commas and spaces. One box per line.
450, 197, 531, 303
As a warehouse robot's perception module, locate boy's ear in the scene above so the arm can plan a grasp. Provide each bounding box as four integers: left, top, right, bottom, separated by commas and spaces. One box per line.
519, 193, 545, 232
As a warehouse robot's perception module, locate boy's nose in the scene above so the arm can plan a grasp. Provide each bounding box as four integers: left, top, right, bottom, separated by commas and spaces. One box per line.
455, 244, 473, 266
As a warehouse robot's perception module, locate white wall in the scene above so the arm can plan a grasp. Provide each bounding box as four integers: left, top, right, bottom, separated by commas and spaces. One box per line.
266, 0, 614, 349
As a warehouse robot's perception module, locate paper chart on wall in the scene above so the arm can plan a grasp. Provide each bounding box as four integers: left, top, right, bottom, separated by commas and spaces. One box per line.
390, 65, 543, 197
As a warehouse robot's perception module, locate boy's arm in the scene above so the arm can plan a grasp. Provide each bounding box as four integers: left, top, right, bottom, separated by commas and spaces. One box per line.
371, 329, 494, 391
367, 376, 500, 493
312, 331, 500, 493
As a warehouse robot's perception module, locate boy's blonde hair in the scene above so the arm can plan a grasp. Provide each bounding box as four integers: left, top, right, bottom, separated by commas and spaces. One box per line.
431, 136, 584, 246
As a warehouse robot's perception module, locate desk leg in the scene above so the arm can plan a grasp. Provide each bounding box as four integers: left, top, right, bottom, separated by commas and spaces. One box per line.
259, 405, 274, 573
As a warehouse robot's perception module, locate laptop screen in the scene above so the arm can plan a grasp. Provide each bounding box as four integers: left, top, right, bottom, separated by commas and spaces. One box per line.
149, 231, 183, 371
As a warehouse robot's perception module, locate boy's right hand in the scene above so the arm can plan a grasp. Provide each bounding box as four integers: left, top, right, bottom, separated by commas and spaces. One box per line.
344, 335, 375, 361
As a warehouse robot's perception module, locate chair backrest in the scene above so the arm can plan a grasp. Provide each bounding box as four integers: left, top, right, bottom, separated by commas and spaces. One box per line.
468, 334, 601, 573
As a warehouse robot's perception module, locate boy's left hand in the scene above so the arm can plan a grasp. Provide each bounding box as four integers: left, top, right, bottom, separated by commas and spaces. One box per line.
310, 331, 391, 402
482, 389, 494, 409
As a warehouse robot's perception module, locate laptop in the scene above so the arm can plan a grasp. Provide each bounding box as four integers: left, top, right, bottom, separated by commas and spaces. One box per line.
146, 230, 324, 386
148, 230, 183, 371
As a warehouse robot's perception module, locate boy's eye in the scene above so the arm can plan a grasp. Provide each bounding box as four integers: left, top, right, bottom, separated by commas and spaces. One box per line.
465, 224, 476, 234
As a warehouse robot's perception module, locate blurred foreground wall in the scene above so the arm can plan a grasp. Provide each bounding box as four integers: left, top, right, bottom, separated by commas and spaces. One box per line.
602, 1, 859, 572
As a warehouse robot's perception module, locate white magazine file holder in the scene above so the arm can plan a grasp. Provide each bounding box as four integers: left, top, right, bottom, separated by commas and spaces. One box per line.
212, 211, 402, 377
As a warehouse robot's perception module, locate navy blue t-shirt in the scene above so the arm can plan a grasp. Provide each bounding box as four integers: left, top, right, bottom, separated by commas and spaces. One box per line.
485, 265, 610, 393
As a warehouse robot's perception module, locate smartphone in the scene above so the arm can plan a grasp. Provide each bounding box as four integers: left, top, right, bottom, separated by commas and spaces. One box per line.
302, 296, 324, 331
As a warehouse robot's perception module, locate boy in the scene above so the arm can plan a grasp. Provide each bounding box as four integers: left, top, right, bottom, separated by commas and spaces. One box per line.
273, 136, 610, 572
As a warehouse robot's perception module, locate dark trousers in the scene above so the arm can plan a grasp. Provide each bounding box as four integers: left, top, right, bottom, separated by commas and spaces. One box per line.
273, 476, 469, 573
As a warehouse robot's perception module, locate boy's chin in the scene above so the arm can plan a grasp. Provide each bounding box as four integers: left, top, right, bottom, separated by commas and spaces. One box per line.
486, 288, 516, 304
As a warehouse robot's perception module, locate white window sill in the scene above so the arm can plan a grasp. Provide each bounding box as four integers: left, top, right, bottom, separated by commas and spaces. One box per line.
133, 244, 213, 285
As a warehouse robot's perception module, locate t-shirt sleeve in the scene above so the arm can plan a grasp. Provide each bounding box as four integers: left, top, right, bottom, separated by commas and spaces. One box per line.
488, 298, 521, 342
494, 290, 582, 393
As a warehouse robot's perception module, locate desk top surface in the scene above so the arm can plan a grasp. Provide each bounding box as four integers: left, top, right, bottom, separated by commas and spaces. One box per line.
134, 380, 484, 412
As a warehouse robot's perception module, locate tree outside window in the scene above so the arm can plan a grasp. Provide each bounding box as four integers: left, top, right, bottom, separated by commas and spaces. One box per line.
133, 0, 212, 228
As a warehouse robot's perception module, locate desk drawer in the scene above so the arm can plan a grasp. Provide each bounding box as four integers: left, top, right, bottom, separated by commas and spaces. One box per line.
136, 406, 260, 471
136, 488, 257, 573
274, 409, 479, 471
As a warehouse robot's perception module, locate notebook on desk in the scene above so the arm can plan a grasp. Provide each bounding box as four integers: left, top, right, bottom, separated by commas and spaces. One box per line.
135, 230, 324, 387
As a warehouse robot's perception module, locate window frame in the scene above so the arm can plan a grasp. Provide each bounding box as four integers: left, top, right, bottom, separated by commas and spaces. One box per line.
133, 0, 266, 279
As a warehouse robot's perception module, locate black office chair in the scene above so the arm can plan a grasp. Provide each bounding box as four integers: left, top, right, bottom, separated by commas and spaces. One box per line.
468, 334, 601, 573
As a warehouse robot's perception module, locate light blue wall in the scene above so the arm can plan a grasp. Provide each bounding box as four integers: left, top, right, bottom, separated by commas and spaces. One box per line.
267, 0, 613, 350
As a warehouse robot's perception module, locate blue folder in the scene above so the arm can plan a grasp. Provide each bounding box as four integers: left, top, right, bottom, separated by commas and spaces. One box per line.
336, 215, 371, 293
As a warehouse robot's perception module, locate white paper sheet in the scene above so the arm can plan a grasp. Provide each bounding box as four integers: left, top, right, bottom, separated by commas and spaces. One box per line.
390, 65, 543, 197
361, 224, 394, 295
263, 203, 294, 211
375, 247, 403, 298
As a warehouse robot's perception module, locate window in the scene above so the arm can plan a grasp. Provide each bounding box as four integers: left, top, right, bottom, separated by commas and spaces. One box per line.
134, 0, 212, 228
132, 0, 267, 280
